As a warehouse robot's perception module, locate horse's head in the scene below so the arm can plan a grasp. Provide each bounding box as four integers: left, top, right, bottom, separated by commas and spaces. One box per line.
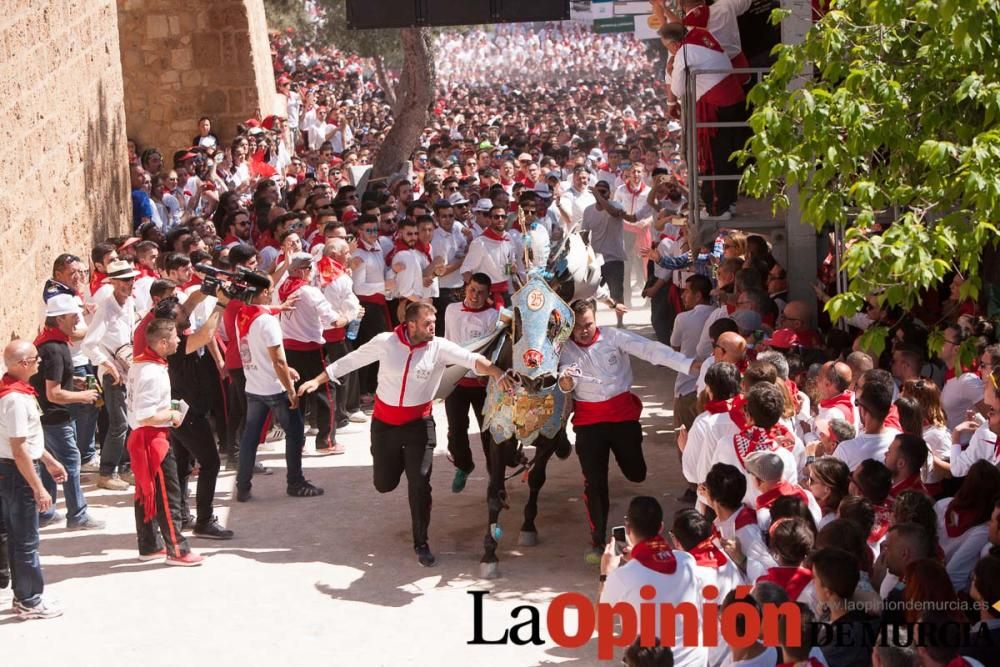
508, 275, 573, 382
548, 230, 604, 305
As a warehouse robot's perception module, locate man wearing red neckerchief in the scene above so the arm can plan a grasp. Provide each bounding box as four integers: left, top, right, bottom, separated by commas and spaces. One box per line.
661, 23, 746, 219
599, 496, 707, 667
124, 318, 201, 566
0, 340, 68, 619
442, 273, 502, 494
459, 205, 518, 307
31, 295, 104, 531
885, 433, 929, 502
297, 301, 512, 568
559, 300, 697, 563
680, 360, 742, 497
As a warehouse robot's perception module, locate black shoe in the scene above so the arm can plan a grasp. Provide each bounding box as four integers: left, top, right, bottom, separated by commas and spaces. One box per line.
554, 435, 572, 460
679, 487, 698, 504
336, 419, 350, 429
415, 543, 437, 567
181, 515, 195, 531
193, 516, 234, 540
254, 462, 272, 475
287, 481, 324, 498
236, 487, 252, 502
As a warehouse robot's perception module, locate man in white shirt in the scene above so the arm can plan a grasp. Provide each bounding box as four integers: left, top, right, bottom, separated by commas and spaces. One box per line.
125, 318, 202, 567
557, 165, 596, 229
298, 302, 512, 567
680, 361, 742, 492
832, 380, 896, 471
613, 163, 653, 309
460, 205, 518, 307
0, 340, 68, 619
559, 299, 696, 562
431, 199, 468, 336
235, 276, 324, 502
81, 259, 139, 490
350, 214, 391, 402
443, 274, 501, 493
599, 496, 708, 667
661, 22, 746, 220
671, 274, 715, 429
318, 238, 365, 432
278, 252, 340, 454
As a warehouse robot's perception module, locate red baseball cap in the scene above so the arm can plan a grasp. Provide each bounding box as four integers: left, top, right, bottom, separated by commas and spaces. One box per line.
244, 118, 261, 128
276, 74, 291, 86
762, 328, 799, 350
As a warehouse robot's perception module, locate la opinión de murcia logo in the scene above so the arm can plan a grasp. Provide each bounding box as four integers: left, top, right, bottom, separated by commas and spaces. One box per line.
467, 588, 1000, 661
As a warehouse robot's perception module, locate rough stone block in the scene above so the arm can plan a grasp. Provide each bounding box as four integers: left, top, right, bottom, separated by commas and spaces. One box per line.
146, 14, 168, 39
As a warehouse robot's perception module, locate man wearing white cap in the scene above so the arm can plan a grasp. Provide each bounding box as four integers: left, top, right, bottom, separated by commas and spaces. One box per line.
82, 259, 140, 490
30, 295, 103, 530
470, 198, 494, 237
278, 252, 341, 454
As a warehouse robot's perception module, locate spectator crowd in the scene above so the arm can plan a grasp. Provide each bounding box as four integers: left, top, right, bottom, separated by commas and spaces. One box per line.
1, 6, 999, 667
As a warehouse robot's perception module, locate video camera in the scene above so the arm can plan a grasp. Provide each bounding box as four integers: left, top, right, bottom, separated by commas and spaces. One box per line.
194, 264, 271, 304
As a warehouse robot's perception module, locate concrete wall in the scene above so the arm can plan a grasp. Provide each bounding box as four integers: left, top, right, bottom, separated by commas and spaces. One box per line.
0, 0, 130, 341
117, 0, 277, 155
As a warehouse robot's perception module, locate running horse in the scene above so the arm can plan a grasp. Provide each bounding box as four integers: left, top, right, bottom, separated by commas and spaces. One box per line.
439, 226, 605, 577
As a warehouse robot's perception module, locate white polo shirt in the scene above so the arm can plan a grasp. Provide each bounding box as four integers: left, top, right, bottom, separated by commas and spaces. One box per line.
0, 391, 44, 460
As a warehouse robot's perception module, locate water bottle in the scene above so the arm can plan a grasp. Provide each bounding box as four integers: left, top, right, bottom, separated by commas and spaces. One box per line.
346, 318, 362, 341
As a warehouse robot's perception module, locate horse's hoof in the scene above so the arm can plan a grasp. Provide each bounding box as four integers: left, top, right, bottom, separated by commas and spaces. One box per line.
491, 523, 503, 541
480, 561, 500, 579
518, 531, 538, 547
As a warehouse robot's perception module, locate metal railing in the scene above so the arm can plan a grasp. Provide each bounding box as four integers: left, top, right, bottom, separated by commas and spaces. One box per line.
681, 66, 771, 241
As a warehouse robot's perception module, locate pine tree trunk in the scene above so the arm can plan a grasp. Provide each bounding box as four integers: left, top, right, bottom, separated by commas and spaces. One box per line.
371, 28, 435, 180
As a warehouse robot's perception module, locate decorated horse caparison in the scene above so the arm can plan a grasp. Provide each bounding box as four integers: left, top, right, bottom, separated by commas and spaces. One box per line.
440, 225, 605, 577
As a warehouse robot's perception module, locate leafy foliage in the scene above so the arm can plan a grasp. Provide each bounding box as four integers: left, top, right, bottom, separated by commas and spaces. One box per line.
739, 0, 1000, 339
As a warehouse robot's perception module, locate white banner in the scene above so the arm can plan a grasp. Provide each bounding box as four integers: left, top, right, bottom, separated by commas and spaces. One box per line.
634, 13, 661, 41
592, 0, 615, 19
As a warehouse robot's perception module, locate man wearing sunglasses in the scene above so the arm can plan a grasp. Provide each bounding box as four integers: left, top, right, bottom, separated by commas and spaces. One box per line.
83, 260, 141, 494
460, 206, 519, 307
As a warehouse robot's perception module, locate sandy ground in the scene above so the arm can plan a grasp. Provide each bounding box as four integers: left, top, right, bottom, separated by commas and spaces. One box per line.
1, 296, 693, 666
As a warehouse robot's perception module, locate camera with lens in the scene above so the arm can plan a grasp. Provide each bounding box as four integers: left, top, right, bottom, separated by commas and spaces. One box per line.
194, 264, 271, 303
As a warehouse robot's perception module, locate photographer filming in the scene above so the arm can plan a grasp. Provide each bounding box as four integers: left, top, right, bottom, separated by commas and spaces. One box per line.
152, 294, 234, 540
233, 272, 323, 502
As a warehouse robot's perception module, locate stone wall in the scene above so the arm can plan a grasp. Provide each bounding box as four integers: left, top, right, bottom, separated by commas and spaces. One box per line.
117, 0, 277, 156
0, 0, 130, 342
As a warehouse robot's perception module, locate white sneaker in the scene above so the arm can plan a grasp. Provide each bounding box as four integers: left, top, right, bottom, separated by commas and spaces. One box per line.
80, 458, 100, 473
305, 426, 319, 437
14, 598, 63, 620
335, 422, 366, 435
348, 411, 368, 423
728, 203, 737, 215
265, 425, 285, 442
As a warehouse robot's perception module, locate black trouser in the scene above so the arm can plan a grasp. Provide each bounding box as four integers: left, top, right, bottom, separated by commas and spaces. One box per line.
444, 384, 489, 473
371, 416, 435, 549
356, 300, 389, 395
601, 260, 625, 306
702, 101, 749, 216
171, 412, 220, 524
324, 339, 359, 424
286, 348, 334, 448
134, 448, 190, 558
226, 367, 247, 460
575, 420, 646, 547
0, 497, 9, 585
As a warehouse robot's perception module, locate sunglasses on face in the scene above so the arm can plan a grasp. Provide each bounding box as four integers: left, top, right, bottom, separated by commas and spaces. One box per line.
491, 214, 506, 220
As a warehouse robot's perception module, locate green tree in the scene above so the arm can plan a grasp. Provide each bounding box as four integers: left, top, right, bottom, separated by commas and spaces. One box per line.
739, 0, 1000, 355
